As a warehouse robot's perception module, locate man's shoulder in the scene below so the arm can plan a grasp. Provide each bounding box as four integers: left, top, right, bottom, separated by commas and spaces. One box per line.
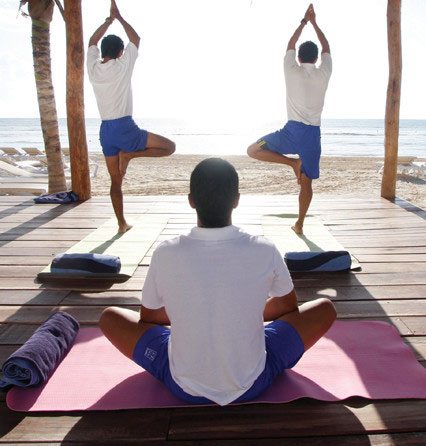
155, 236, 182, 251
87, 45, 100, 58
237, 231, 278, 252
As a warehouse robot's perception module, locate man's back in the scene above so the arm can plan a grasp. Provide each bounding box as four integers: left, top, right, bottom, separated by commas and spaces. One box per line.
284, 49, 332, 126
87, 42, 138, 120
142, 225, 293, 405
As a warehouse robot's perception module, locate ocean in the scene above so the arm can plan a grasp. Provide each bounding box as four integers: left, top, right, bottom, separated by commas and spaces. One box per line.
0, 118, 425, 158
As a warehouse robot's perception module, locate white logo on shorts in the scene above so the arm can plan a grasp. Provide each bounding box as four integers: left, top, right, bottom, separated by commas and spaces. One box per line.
144, 347, 157, 361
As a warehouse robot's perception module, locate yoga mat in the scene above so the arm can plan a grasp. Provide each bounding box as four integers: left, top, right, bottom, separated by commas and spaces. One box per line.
262, 215, 360, 270
7, 321, 426, 412
37, 214, 168, 282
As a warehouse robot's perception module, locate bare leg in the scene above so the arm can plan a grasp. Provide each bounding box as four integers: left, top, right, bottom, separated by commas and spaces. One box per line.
247, 143, 302, 183
104, 155, 132, 234
119, 132, 176, 176
278, 298, 336, 350
291, 173, 313, 235
99, 307, 157, 359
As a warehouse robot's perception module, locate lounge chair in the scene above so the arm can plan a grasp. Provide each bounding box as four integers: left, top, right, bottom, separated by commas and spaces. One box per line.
21, 147, 45, 156
378, 156, 425, 177
0, 159, 48, 195
61, 148, 99, 178
0, 159, 41, 177
19, 148, 73, 175
0, 147, 23, 156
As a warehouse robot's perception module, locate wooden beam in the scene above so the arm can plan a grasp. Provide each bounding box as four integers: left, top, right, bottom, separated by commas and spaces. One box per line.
64, 0, 91, 201
381, 0, 402, 200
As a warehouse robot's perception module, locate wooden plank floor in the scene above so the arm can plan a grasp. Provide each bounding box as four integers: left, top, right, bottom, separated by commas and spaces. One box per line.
0, 193, 425, 445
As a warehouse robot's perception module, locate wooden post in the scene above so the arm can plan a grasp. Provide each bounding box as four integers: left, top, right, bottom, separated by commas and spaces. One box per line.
381, 0, 402, 200
64, 0, 91, 201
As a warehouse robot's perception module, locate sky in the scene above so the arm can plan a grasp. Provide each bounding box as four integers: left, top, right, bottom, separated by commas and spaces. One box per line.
1, 0, 426, 123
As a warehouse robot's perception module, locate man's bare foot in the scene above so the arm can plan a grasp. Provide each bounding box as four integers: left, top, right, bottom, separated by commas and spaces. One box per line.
291, 222, 303, 235
119, 151, 132, 177
292, 159, 302, 185
118, 222, 133, 234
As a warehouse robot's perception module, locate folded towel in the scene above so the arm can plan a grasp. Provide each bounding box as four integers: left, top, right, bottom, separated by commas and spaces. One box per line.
51, 253, 121, 274
0, 312, 79, 390
284, 251, 351, 272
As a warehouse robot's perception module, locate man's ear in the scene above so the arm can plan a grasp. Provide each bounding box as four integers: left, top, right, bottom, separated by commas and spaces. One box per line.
233, 193, 240, 209
188, 193, 196, 209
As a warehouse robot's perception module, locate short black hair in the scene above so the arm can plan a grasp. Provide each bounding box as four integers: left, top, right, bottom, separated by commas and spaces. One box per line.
190, 158, 239, 228
298, 41, 318, 63
101, 35, 124, 59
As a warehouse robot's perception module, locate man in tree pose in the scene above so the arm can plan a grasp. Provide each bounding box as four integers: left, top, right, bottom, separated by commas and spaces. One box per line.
99, 158, 336, 406
87, 0, 175, 233
247, 4, 332, 235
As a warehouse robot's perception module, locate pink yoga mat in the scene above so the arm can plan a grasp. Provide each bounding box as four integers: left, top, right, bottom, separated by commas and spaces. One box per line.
7, 320, 426, 411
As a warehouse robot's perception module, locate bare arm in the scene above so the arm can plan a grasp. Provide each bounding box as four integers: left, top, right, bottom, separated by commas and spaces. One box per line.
111, 0, 141, 48
88, 17, 114, 47
263, 288, 299, 322
309, 5, 330, 54
287, 4, 311, 51
140, 304, 170, 325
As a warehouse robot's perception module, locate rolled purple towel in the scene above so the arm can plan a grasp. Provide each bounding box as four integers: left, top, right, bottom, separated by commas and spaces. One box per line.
0, 312, 79, 390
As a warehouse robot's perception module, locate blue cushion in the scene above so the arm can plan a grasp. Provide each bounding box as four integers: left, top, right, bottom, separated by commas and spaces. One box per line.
284, 251, 351, 272
51, 253, 121, 274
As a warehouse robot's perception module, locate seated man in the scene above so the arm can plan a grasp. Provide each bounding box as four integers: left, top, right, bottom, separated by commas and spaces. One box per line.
99, 158, 336, 406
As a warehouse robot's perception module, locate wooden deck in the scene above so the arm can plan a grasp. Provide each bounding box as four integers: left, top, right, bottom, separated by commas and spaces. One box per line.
0, 193, 425, 445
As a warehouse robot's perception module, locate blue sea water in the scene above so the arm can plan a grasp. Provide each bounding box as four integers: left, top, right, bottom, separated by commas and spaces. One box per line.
0, 118, 425, 158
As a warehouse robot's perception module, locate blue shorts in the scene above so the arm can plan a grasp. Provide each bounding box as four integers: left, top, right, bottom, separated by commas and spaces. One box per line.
132, 320, 304, 405
258, 120, 321, 179
100, 116, 148, 157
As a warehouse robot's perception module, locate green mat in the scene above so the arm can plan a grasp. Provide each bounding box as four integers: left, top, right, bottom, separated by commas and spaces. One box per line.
37, 215, 168, 282
262, 214, 360, 270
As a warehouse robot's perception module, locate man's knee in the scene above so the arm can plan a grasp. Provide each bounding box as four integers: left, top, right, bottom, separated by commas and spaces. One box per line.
167, 140, 176, 155
247, 143, 260, 159
315, 298, 337, 326
110, 175, 123, 190
99, 307, 119, 334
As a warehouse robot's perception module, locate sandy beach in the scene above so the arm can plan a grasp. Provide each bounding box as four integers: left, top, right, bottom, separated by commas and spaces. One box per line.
89, 154, 426, 210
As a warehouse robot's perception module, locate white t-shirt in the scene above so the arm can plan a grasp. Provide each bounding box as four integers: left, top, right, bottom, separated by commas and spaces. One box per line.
142, 225, 294, 406
284, 49, 332, 126
86, 42, 138, 120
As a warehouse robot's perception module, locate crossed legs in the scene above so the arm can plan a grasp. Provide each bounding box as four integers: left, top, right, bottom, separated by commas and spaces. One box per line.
247, 142, 312, 234
277, 298, 336, 350
105, 132, 175, 233
98, 297, 336, 364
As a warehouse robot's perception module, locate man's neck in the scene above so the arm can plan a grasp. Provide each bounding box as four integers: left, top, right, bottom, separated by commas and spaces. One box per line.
197, 218, 232, 228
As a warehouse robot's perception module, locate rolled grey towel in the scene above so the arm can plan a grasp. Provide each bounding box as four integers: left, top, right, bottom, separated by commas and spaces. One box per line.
0, 312, 79, 390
